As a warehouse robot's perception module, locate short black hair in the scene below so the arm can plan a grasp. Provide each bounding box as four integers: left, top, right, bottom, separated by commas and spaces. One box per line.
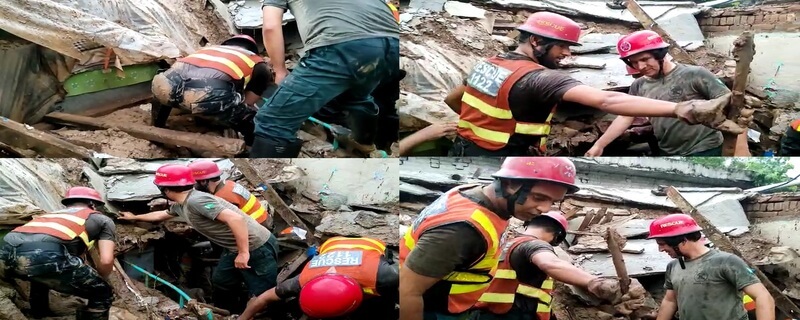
197, 177, 221, 183
62, 198, 102, 208
163, 185, 194, 193
523, 215, 561, 235
657, 231, 702, 247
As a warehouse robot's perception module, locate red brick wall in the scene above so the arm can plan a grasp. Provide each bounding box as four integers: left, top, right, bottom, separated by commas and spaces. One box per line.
742, 193, 800, 221
698, 4, 800, 34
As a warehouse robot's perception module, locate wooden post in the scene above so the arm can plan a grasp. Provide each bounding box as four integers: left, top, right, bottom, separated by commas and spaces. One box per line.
44, 112, 245, 156
571, 211, 596, 245
232, 159, 317, 246
665, 186, 800, 317
722, 32, 755, 156
605, 228, 631, 294
624, 0, 696, 65
0, 116, 94, 158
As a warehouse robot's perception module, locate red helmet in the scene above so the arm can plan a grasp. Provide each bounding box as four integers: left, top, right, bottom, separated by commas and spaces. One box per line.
492, 157, 579, 194
542, 211, 568, 231
62, 186, 104, 205
299, 274, 363, 318
617, 30, 669, 59
221, 34, 258, 53
647, 214, 703, 239
154, 164, 196, 187
517, 12, 582, 46
625, 65, 640, 76
188, 160, 222, 180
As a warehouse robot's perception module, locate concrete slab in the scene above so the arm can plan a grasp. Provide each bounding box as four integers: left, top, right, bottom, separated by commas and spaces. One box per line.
444, 1, 486, 19
106, 174, 161, 202
617, 219, 654, 238
574, 33, 622, 54
656, 12, 705, 49
316, 211, 400, 246
559, 56, 607, 69
82, 166, 120, 214
574, 239, 672, 277
410, 0, 447, 12
400, 182, 443, 197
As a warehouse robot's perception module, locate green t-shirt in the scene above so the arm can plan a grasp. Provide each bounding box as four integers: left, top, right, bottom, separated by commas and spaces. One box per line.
665, 249, 760, 320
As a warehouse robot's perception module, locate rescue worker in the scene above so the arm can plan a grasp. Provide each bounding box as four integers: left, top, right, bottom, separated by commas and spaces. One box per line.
254, 0, 400, 157
238, 236, 399, 320
586, 30, 750, 157
0, 187, 116, 320
118, 164, 279, 314
188, 160, 272, 228
472, 212, 630, 319
648, 214, 774, 320
151, 35, 273, 146
399, 157, 579, 320
700, 236, 758, 319
444, 12, 750, 156
778, 119, 800, 155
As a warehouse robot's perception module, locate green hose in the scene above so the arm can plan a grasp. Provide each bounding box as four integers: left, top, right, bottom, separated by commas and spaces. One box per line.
123, 261, 213, 320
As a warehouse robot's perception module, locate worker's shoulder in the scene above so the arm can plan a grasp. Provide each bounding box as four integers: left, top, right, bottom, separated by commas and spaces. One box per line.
676, 63, 715, 77
704, 249, 746, 264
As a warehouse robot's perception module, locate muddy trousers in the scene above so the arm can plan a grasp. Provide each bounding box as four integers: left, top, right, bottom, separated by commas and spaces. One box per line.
448, 135, 534, 156
466, 308, 556, 320
252, 37, 401, 158
151, 72, 257, 146
212, 235, 279, 314
0, 242, 112, 320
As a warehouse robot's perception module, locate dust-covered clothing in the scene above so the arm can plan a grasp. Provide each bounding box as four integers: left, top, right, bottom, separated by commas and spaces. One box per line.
450, 52, 581, 156
628, 64, 729, 155
167, 190, 270, 252
4, 207, 116, 257
261, 0, 398, 52
212, 234, 279, 314
665, 249, 760, 320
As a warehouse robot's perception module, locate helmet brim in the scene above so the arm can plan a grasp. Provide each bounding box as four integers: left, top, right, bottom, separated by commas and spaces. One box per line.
492, 175, 580, 194
646, 225, 703, 239
516, 27, 583, 47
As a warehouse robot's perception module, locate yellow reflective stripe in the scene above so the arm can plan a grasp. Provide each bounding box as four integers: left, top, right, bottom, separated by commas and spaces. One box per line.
478, 292, 515, 303
458, 120, 510, 144
471, 209, 499, 251
545, 110, 555, 122
450, 282, 490, 295
537, 303, 551, 313
403, 229, 416, 251
39, 214, 87, 225
494, 269, 516, 279
205, 47, 257, 67
517, 284, 552, 304
78, 232, 92, 247
363, 288, 376, 295
249, 206, 266, 221
461, 92, 513, 120
25, 222, 78, 238
321, 237, 386, 252
241, 195, 258, 213
743, 294, 753, 303
541, 278, 554, 290
324, 244, 385, 254
443, 271, 492, 283
515, 122, 550, 135
189, 54, 245, 78
472, 257, 498, 270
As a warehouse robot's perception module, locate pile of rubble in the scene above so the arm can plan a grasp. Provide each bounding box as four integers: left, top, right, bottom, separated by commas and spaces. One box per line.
0, 158, 399, 319
398, 0, 783, 155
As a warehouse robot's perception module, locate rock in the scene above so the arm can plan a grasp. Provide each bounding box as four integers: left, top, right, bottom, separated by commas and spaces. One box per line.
316, 211, 400, 246
443, 1, 486, 19
491, 35, 515, 47
468, 41, 485, 50
398, 91, 459, 132
770, 110, 800, 136
753, 109, 774, 128
0, 283, 25, 320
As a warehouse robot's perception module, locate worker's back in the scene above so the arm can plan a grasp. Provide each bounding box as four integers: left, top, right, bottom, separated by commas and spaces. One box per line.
269, 0, 398, 52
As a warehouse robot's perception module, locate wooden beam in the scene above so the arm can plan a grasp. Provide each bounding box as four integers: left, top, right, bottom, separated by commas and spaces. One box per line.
232, 159, 317, 246
0, 116, 94, 158
571, 211, 597, 245
624, 0, 696, 65
665, 186, 800, 317
722, 32, 755, 156
43, 112, 245, 156
605, 228, 631, 294
278, 253, 310, 283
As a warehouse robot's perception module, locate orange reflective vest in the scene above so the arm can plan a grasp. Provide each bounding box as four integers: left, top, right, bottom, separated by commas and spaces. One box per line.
475, 236, 554, 319
178, 46, 263, 85
791, 119, 800, 132
399, 185, 510, 314
743, 294, 755, 312
387, 2, 400, 23
13, 208, 97, 249
458, 56, 557, 153
214, 181, 268, 224
299, 237, 385, 296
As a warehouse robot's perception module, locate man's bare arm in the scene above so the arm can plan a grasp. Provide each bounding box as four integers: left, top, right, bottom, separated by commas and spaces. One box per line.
399, 266, 440, 320
261, 6, 288, 79
742, 283, 774, 320
530, 251, 595, 288
655, 290, 678, 320
444, 85, 466, 114
592, 116, 635, 150
563, 85, 676, 117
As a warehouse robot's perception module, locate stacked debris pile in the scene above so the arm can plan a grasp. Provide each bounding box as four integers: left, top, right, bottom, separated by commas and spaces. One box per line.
0, 158, 400, 319
398, 0, 782, 155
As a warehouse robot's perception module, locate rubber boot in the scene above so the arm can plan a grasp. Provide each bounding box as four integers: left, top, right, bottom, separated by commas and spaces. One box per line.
346, 111, 385, 158
75, 308, 110, 320
29, 282, 55, 319
150, 99, 174, 128
250, 136, 303, 158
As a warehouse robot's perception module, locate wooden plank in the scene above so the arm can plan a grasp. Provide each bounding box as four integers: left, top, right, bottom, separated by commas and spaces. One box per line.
563, 207, 581, 221
43, 112, 244, 156
722, 32, 755, 156
601, 208, 615, 224
277, 253, 310, 283
665, 186, 800, 317
606, 228, 631, 294
0, 116, 94, 158
232, 159, 317, 246
571, 211, 596, 245
624, 0, 696, 65
589, 208, 607, 226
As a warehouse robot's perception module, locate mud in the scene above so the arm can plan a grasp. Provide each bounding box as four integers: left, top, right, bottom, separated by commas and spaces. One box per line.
53, 128, 177, 158
51, 158, 90, 186
249, 159, 292, 183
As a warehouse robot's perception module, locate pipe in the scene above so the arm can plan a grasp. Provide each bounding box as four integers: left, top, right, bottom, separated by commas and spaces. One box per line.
123, 261, 213, 320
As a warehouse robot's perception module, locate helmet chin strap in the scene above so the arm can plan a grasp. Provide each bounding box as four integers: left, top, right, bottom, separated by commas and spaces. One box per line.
530, 38, 559, 69
673, 245, 686, 269
494, 179, 533, 218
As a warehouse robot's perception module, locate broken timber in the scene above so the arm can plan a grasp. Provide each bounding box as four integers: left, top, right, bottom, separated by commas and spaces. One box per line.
723, 32, 755, 156
0, 116, 94, 158
665, 186, 800, 317
605, 228, 631, 294
624, 0, 696, 65
232, 159, 317, 246
44, 112, 245, 156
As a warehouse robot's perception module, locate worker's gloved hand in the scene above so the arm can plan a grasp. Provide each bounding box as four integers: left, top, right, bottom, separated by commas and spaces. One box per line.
674, 93, 751, 134
587, 277, 622, 303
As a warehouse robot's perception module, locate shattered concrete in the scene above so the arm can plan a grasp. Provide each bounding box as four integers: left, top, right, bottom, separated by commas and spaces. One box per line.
315, 211, 400, 246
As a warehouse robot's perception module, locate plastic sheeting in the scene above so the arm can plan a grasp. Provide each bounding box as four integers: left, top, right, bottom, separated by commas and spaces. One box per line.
488, 0, 704, 23
0, 0, 235, 66
0, 159, 70, 224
